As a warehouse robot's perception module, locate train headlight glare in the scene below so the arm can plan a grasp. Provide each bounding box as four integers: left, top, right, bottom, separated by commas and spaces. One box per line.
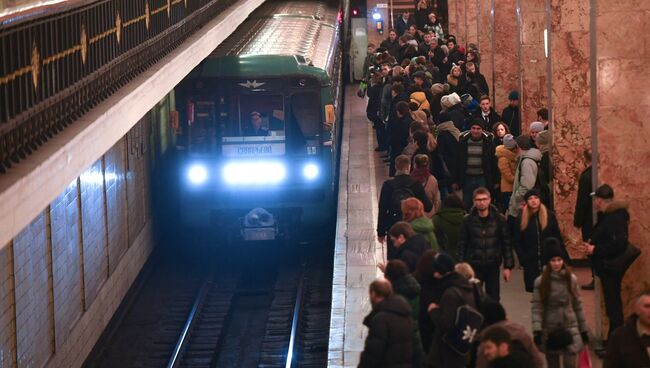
188, 164, 208, 185
303, 163, 319, 180
223, 161, 287, 185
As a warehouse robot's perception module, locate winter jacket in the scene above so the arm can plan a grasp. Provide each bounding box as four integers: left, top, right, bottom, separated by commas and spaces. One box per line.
395, 233, 432, 272
590, 201, 630, 276
501, 105, 520, 137
410, 91, 431, 112
359, 294, 414, 368
426, 272, 477, 368
509, 148, 542, 217
459, 205, 515, 269
433, 207, 465, 261
573, 166, 593, 237
514, 210, 568, 291
381, 38, 400, 58
456, 131, 497, 188
531, 269, 588, 354
477, 320, 546, 368
388, 115, 413, 157
393, 275, 424, 365
495, 145, 517, 193
410, 217, 439, 252
604, 315, 650, 368
378, 175, 433, 236
433, 122, 460, 186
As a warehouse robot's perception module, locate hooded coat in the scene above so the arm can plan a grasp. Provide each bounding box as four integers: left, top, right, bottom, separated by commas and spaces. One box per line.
359, 294, 414, 368
590, 201, 630, 276
509, 148, 543, 217
410, 91, 431, 112
393, 274, 424, 365
531, 269, 588, 354
410, 216, 440, 252
433, 207, 465, 260
495, 145, 517, 193
425, 272, 477, 368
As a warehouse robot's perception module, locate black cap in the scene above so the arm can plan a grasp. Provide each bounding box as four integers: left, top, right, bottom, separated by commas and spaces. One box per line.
469, 119, 485, 130
432, 252, 455, 275
524, 188, 541, 201
590, 184, 614, 199
542, 237, 566, 265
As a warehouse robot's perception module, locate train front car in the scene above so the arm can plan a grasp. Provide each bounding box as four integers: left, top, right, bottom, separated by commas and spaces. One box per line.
175, 0, 342, 244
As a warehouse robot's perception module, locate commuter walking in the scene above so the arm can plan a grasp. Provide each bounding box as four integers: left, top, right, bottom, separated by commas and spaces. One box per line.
359, 279, 414, 367
582, 184, 629, 339
377, 155, 433, 259
532, 243, 589, 368
573, 150, 594, 290
433, 194, 465, 261
459, 187, 514, 301
604, 291, 650, 368
514, 190, 567, 292
456, 120, 496, 210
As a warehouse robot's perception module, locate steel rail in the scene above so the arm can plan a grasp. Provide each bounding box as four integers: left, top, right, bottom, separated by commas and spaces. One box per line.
285, 265, 306, 368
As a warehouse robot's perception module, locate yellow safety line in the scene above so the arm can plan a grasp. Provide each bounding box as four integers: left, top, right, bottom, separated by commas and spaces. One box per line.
122, 14, 146, 27
42, 45, 81, 65
90, 27, 117, 44
151, 5, 168, 15
0, 65, 32, 85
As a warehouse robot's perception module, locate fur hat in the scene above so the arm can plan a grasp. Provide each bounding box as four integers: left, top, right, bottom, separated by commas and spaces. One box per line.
431, 83, 445, 95
440, 92, 461, 110
432, 252, 456, 275
530, 121, 545, 133
515, 135, 532, 150
503, 134, 516, 149
411, 110, 427, 124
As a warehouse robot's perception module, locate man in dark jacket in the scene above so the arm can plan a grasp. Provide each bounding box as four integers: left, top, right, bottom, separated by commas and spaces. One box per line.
381, 221, 431, 272
367, 70, 387, 152
604, 291, 650, 368
501, 91, 520, 136
455, 120, 496, 210
378, 155, 433, 259
426, 252, 477, 368
465, 63, 490, 100
359, 279, 414, 368
574, 150, 594, 289
459, 187, 514, 301
479, 326, 535, 368
583, 184, 630, 339
477, 95, 500, 132
388, 97, 412, 176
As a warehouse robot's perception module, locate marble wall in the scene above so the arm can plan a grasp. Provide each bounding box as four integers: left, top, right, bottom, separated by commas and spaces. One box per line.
519, 0, 548, 127
492, 0, 518, 112
596, 0, 650, 313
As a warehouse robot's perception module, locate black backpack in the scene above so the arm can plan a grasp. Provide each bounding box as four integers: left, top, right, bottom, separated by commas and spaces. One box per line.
442, 287, 484, 356
388, 181, 415, 219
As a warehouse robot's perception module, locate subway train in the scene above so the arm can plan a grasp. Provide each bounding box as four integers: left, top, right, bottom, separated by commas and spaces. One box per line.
173, 0, 344, 243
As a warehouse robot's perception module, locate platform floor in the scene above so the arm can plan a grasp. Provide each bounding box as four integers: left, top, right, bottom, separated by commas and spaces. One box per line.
327, 85, 602, 367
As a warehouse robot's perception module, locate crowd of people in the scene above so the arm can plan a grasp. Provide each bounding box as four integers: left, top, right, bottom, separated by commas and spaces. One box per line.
356, 6, 646, 368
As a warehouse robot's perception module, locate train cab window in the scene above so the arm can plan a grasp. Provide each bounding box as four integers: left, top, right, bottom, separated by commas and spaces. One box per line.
290, 92, 320, 137
237, 95, 285, 138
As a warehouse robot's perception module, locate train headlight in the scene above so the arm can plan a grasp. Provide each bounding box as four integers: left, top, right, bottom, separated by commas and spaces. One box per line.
302, 163, 319, 181
223, 161, 287, 185
187, 164, 208, 185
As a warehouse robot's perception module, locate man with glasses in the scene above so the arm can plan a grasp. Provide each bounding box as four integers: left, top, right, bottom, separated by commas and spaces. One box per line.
458, 187, 514, 301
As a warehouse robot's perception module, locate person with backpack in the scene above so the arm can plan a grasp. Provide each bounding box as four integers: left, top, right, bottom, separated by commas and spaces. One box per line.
532, 240, 589, 368
378, 154, 434, 259
508, 134, 542, 240
425, 252, 481, 368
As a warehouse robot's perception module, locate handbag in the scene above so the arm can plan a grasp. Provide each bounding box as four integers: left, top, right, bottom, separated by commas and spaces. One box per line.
578, 348, 592, 368
602, 242, 641, 273
546, 329, 573, 350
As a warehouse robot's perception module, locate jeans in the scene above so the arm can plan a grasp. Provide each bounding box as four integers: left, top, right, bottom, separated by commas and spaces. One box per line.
462, 175, 487, 210
546, 352, 577, 368
472, 264, 501, 301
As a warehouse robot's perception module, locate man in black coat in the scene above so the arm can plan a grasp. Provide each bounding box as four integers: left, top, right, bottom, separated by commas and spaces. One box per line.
583, 184, 630, 339
501, 91, 520, 137
480, 326, 535, 368
387, 100, 413, 177
379, 221, 431, 272
359, 279, 414, 368
465, 63, 490, 100
377, 155, 433, 259
459, 187, 514, 301
604, 291, 650, 368
573, 150, 594, 289
426, 252, 478, 368
455, 119, 496, 210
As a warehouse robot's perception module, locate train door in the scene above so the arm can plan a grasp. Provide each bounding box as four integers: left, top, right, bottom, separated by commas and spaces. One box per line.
350, 17, 368, 81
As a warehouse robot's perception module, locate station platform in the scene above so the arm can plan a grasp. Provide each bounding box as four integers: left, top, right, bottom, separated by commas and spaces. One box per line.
327, 85, 601, 367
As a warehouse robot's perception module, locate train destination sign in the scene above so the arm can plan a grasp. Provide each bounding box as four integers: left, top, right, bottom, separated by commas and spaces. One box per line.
221, 143, 285, 157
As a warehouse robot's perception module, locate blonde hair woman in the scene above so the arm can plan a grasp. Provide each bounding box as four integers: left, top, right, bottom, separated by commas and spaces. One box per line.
514, 188, 567, 292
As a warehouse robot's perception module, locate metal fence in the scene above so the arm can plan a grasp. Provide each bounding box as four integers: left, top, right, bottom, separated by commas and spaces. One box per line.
0, 0, 235, 173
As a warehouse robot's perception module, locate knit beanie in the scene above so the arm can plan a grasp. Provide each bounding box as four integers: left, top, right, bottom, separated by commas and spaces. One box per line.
530, 121, 544, 133
515, 134, 532, 150
524, 188, 542, 201
542, 238, 566, 265
503, 134, 516, 149
432, 252, 456, 275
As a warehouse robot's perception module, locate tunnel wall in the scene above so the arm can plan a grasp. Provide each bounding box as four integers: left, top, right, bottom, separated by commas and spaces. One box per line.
448, 0, 650, 320
0, 104, 162, 367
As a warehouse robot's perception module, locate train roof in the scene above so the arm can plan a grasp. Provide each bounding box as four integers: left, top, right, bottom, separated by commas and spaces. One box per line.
198, 0, 340, 84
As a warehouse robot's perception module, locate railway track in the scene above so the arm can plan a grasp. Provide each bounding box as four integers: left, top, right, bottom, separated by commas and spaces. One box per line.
85, 245, 332, 368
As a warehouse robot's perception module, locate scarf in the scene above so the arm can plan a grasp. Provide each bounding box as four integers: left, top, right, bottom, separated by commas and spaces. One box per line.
437, 121, 461, 141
